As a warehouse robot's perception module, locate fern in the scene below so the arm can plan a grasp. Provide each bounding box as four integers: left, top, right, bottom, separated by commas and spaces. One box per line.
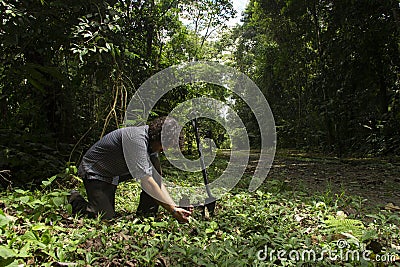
323, 215, 365, 238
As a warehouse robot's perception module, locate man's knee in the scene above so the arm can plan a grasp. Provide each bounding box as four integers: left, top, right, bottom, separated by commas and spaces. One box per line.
84, 179, 117, 220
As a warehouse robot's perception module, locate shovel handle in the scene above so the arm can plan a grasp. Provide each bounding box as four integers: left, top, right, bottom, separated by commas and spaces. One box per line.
192, 117, 213, 198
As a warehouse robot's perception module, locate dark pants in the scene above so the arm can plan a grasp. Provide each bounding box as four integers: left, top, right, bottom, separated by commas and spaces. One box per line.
69, 179, 117, 219
70, 178, 160, 219
70, 155, 162, 219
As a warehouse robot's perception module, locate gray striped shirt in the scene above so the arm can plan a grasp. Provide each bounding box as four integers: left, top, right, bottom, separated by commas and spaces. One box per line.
78, 126, 153, 185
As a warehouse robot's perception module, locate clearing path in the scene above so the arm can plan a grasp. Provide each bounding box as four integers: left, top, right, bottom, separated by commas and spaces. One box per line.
244, 150, 400, 211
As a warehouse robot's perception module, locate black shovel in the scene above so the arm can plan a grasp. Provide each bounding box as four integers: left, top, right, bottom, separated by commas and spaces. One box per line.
178, 117, 217, 216
192, 117, 217, 216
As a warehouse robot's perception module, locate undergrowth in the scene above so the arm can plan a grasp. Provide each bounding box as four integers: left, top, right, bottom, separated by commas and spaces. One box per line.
0, 156, 399, 266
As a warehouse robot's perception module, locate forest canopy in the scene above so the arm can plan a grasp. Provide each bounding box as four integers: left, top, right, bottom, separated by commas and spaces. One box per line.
1, 0, 399, 187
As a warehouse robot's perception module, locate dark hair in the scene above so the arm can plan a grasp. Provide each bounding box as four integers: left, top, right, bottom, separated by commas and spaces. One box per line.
148, 116, 184, 149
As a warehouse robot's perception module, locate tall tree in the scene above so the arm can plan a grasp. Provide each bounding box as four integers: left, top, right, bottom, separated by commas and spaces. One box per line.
232, 0, 400, 155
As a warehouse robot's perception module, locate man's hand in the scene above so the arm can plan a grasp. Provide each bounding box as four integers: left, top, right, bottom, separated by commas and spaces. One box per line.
172, 207, 192, 223
140, 176, 192, 223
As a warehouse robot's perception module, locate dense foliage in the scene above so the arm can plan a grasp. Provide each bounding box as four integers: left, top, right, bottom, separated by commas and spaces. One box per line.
1, 153, 399, 266
232, 0, 400, 156
1, 0, 400, 186
0, 0, 234, 186
1, 1, 400, 266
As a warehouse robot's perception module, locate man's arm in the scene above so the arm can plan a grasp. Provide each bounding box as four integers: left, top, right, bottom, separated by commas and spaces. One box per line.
150, 153, 162, 186
150, 154, 174, 206
140, 176, 191, 223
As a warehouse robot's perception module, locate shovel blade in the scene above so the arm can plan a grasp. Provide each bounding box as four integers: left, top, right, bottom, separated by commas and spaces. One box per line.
204, 196, 216, 216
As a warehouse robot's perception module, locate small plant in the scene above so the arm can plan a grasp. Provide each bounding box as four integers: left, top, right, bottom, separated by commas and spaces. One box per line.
0, 156, 399, 266
323, 215, 365, 239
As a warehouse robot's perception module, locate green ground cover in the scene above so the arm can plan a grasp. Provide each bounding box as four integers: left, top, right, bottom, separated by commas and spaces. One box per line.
0, 152, 399, 266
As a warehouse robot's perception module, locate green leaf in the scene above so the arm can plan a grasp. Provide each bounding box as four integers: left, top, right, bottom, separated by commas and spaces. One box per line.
205, 227, 214, 234
42, 175, 57, 187
0, 246, 16, 259
65, 203, 72, 214
40, 230, 52, 245
32, 224, 48, 231
210, 221, 218, 229
18, 243, 31, 258
0, 214, 11, 228
0, 259, 20, 267
14, 189, 28, 195
21, 231, 38, 241
151, 221, 168, 228
52, 196, 65, 207
17, 196, 30, 204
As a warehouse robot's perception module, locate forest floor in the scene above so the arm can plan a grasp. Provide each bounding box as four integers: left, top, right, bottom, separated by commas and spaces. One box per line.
248, 149, 400, 213
1, 149, 399, 266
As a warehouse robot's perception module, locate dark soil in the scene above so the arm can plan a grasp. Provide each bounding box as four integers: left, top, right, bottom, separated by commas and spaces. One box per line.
250, 150, 400, 211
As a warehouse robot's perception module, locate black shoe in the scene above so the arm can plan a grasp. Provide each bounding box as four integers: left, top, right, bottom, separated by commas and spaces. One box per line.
68, 190, 81, 204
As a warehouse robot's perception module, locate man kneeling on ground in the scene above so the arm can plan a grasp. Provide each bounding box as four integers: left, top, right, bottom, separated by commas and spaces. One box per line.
69, 116, 191, 223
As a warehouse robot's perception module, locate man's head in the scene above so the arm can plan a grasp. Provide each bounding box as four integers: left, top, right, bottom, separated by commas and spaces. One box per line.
148, 116, 184, 151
